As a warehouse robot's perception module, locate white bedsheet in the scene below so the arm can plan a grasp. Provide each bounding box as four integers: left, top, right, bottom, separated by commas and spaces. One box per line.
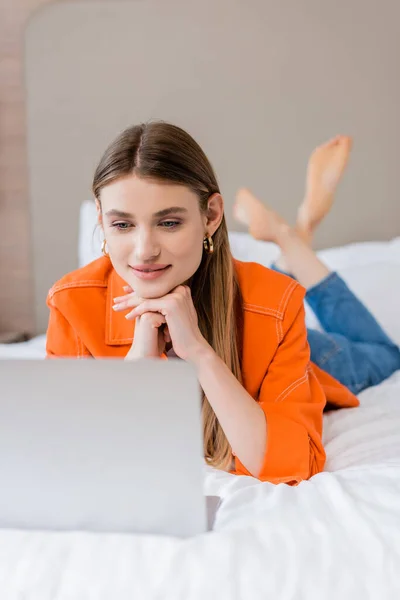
0, 335, 47, 359
0, 335, 399, 598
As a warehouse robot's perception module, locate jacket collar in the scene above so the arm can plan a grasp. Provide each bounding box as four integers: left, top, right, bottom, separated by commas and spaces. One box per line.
105, 266, 135, 346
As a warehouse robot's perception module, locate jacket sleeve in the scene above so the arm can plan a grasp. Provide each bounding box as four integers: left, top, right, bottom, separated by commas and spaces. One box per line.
46, 292, 86, 358
235, 284, 326, 484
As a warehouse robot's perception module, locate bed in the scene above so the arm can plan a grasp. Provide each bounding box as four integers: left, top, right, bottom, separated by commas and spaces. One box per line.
1, 1, 400, 598
1, 221, 400, 598
0, 382, 399, 598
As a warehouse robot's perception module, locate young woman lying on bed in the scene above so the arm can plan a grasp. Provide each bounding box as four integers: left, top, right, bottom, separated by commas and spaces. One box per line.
46, 123, 400, 484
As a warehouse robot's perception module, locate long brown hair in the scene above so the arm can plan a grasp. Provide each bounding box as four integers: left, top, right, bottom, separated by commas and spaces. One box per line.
93, 121, 243, 470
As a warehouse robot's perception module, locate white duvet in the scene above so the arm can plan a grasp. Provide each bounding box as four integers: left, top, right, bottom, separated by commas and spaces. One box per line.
1, 235, 400, 598
0, 367, 399, 599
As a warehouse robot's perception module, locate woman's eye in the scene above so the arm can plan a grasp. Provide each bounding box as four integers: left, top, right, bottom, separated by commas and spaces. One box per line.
160, 220, 181, 229
112, 222, 132, 230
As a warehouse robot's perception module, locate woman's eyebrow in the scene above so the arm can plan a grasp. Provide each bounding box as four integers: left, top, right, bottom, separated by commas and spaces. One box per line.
105, 209, 133, 219
154, 207, 188, 218
105, 207, 188, 219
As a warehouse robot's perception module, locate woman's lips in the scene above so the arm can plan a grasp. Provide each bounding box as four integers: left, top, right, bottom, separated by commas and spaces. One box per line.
130, 265, 171, 280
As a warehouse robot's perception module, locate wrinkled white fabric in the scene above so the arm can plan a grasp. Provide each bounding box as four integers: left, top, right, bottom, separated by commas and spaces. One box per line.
0, 371, 399, 600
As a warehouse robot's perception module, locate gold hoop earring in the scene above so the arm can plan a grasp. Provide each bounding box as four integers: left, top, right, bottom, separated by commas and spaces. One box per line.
101, 239, 109, 257
203, 234, 214, 255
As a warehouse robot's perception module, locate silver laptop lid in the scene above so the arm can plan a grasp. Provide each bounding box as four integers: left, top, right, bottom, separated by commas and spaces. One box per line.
0, 359, 206, 537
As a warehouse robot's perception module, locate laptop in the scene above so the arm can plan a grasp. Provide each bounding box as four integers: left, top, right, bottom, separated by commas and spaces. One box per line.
0, 359, 219, 537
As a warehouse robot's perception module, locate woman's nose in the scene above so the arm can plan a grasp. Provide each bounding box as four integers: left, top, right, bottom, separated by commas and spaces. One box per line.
134, 229, 160, 261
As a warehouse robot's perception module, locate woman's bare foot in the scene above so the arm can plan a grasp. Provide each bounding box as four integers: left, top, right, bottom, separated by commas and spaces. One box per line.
297, 134, 353, 238
234, 188, 293, 271
234, 187, 290, 244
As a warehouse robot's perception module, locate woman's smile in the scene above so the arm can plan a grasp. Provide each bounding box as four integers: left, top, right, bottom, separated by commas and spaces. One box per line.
130, 264, 172, 280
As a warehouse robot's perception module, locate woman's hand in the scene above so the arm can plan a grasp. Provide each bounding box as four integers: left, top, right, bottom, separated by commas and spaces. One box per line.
113, 285, 211, 363
125, 311, 170, 360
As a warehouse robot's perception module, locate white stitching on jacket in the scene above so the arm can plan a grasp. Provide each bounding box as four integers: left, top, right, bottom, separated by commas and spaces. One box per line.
274, 372, 309, 403
48, 280, 107, 299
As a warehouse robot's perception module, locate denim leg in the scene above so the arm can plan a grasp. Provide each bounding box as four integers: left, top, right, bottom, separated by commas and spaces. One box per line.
307, 328, 400, 394
306, 272, 398, 345
271, 265, 400, 392
305, 273, 400, 392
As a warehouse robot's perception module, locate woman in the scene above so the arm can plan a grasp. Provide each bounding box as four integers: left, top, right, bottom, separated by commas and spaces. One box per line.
46, 122, 359, 485
233, 136, 400, 396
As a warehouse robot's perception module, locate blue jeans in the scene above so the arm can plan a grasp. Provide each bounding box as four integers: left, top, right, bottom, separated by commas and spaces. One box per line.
272, 267, 400, 394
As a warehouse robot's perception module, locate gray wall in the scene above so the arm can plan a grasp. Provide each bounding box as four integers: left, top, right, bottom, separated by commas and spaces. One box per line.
25, 0, 400, 332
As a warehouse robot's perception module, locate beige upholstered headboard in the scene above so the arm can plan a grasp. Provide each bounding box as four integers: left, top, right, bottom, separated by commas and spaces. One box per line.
2, 0, 400, 335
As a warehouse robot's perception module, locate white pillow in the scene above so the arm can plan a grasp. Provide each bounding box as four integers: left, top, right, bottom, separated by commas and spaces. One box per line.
227, 232, 279, 266
229, 235, 400, 346
78, 201, 400, 345
79, 200, 102, 266
338, 262, 400, 346
227, 234, 400, 345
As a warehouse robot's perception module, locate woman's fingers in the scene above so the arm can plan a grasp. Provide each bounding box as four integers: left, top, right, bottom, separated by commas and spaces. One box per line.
113, 285, 136, 304
124, 299, 167, 320
113, 293, 142, 311
115, 286, 187, 311
138, 312, 166, 328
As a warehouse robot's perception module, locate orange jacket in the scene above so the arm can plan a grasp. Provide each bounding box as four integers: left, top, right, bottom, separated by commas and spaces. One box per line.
46, 256, 359, 484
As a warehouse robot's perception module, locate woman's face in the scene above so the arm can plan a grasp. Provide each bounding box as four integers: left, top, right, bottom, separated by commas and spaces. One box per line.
98, 174, 222, 298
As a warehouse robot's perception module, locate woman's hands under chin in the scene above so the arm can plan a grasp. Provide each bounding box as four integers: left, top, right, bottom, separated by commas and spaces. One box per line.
125, 311, 171, 360
113, 285, 212, 364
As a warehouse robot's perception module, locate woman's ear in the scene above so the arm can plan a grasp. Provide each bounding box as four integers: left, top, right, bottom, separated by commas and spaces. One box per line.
205, 193, 224, 236
95, 199, 103, 226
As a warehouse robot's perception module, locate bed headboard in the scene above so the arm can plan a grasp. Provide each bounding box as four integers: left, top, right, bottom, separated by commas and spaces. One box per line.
1, 0, 400, 334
